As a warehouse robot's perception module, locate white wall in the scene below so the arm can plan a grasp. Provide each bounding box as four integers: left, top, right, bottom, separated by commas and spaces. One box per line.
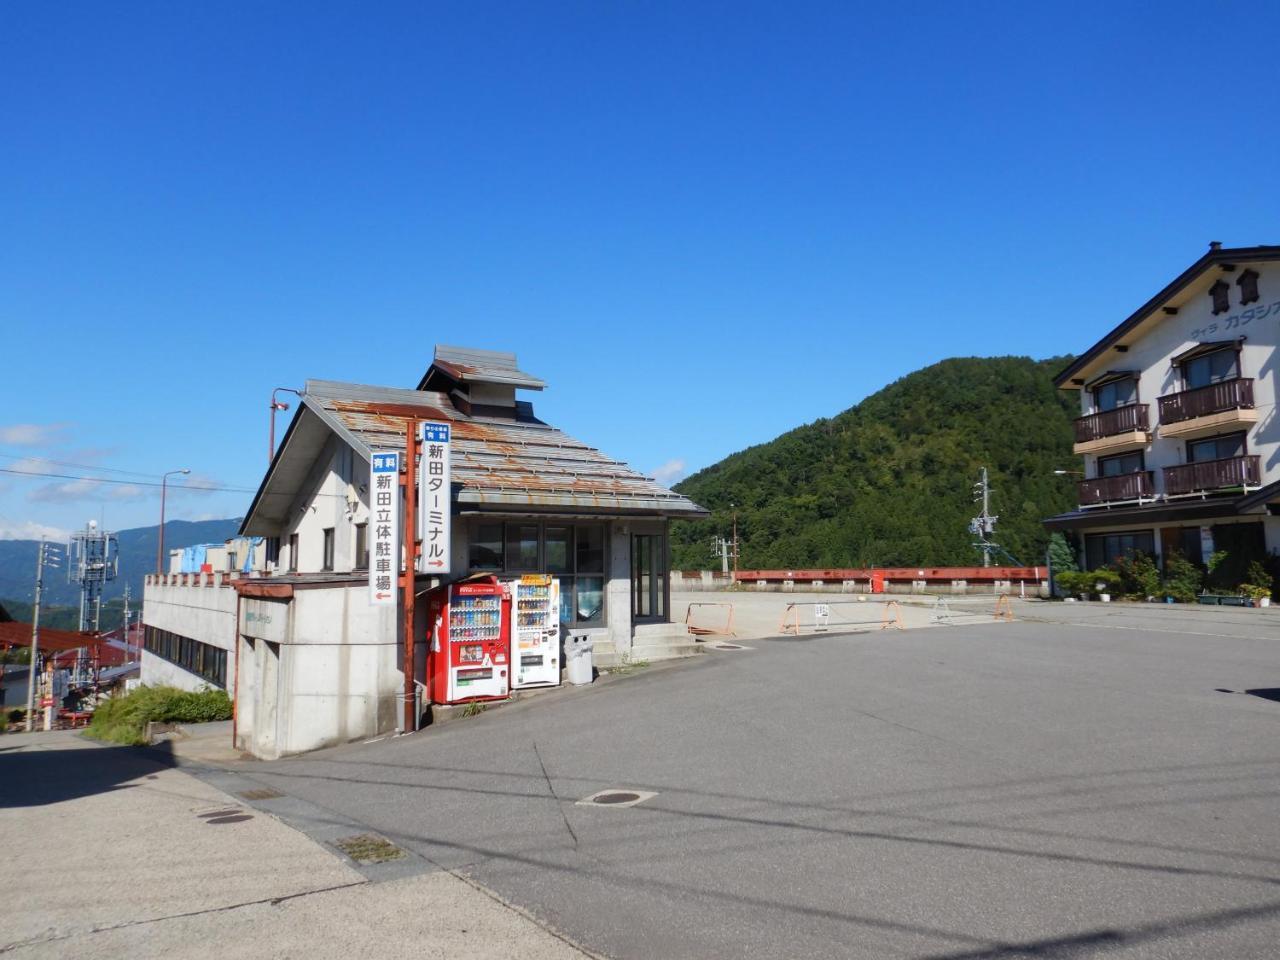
1077, 262, 1280, 489
141, 575, 238, 693
280, 438, 372, 574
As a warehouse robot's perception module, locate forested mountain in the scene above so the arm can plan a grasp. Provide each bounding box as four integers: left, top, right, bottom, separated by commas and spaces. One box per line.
670, 356, 1077, 570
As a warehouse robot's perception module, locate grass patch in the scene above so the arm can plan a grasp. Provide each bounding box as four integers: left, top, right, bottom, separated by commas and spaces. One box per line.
85, 685, 232, 746
606, 655, 650, 677
460, 702, 487, 718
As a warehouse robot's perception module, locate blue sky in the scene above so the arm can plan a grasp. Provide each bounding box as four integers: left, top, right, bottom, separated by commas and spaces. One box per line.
1, 1, 1278, 539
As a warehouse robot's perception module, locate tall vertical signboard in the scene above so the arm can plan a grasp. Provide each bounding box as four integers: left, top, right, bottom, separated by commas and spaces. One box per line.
420, 422, 452, 574
370, 451, 400, 605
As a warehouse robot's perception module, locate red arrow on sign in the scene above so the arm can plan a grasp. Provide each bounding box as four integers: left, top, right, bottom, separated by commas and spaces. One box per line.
428, 560, 444, 567
375, 592, 391, 600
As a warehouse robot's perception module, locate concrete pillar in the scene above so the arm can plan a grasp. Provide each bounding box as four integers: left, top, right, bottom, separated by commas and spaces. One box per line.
607, 521, 631, 654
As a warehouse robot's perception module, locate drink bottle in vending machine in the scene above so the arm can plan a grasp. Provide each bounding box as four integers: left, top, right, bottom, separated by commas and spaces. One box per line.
425, 576, 511, 704
509, 574, 561, 689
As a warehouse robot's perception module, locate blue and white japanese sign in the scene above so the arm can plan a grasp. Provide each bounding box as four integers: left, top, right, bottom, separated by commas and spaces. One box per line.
369, 451, 400, 606
419, 422, 452, 574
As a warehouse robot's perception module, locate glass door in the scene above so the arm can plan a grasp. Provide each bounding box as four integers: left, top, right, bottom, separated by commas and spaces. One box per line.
631, 534, 667, 623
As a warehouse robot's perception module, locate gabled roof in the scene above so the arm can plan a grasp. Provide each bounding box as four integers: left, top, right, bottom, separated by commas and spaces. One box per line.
1055, 244, 1280, 389
241, 379, 707, 533
416, 345, 546, 392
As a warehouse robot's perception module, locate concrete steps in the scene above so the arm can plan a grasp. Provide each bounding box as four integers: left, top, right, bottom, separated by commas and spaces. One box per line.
594, 623, 704, 668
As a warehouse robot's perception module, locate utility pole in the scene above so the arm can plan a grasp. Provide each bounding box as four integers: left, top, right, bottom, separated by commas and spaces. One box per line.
122, 584, 131, 658
731, 502, 739, 578
711, 536, 731, 574
969, 467, 997, 568
25, 540, 59, 732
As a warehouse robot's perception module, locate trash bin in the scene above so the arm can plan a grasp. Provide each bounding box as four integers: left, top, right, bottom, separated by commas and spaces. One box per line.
565, 633, 594, 685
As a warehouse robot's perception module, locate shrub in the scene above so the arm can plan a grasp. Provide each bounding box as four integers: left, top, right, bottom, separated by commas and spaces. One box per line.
1055, 570, 1092, 598
1112, 552, 1161, 600
86, 685, 232, 746
1240, 560, 1274, 601
1162, 551, 1204, 603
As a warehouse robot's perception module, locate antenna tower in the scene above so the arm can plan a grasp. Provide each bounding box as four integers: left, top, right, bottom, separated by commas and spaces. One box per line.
68, 520, 119, 632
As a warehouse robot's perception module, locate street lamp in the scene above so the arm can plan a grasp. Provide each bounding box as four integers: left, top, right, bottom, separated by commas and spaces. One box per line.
157, 468, 190, 573
269, 387, 303, 463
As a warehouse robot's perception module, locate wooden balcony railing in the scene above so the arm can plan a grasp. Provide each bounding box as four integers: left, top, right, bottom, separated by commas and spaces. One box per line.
1163, 455, 1261, 496
1074, 404, 1150, 444
1078, 471, 1154, 506
1158, 378, 1254, 425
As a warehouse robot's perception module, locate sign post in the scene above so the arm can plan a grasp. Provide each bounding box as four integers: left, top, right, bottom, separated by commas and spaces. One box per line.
369, 451, 400, 606
419, 422, 452, 574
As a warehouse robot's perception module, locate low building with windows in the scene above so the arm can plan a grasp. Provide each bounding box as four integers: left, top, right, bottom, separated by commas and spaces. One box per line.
144, 345, 706, 758
1045, 243, 1280, 574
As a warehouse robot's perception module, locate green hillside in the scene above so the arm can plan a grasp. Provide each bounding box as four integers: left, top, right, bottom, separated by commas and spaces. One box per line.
671, 356, 1078, 570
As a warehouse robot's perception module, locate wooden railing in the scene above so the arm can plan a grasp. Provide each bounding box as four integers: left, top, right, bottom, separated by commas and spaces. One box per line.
1077, 471, 1154, 506
1163, 455, 1261, 496
1074, 404, 1150, 443
1158, 378, 1254, 425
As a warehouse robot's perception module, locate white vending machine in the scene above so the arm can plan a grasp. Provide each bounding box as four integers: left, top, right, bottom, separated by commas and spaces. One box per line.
511, 574, 561, 689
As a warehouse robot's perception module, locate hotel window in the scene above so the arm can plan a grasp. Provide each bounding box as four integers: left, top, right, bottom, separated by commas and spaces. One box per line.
322, 527, 335, 571
354, 523, 368, 570
1187, 432, 1245, 463
288, 533, 299, 572
1238, 269, 1260, 306
1085, 531, 1155, 570
1097, 451, 1143, 477
1182, 347, 1238, 390
265, 537, 280, 567
1210, 279, 1230, 315
1093, 377, 1136, 413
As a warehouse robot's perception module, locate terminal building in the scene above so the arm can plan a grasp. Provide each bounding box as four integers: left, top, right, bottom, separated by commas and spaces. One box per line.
142, 346, 705, 758
1046, 243, 1280, 573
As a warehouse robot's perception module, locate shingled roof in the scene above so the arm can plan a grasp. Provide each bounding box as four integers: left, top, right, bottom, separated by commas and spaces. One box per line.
242, 377, 706, 532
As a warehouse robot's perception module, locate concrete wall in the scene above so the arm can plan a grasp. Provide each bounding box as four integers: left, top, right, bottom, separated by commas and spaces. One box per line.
280, 438, 371, 575
141, 574, 238, 693
236, 583, 399, 759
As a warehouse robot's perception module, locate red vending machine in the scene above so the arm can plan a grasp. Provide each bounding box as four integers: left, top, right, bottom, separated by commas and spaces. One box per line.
426, 576, 512, 705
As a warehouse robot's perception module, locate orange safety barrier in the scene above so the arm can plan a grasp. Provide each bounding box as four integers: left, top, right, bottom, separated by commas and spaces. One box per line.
994, 595, 1014, 621
880, 601, 904, 630
685, 602, 736, 638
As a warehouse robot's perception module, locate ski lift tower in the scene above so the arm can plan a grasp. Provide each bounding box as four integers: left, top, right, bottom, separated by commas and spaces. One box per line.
69, 520, 119, 633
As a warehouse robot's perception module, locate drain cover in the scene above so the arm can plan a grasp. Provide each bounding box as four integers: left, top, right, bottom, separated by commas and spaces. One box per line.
239, 788, 284, 801
206, 814, 254, 825
332, 833, 406, 865
577, 788, 658, 808
713, 643, 750, 650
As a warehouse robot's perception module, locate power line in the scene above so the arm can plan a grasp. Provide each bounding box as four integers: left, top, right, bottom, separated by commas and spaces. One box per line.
0, 451, 169, 480
0, 467, 259, 494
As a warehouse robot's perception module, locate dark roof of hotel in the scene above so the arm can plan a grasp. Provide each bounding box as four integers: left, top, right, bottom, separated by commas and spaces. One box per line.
1055, 244, 1280, 388
241, 379, 707, 532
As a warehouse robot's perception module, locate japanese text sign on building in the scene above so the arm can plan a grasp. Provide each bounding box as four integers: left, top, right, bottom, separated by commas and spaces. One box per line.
369, 451, 400, 606
419, 422, 452, 574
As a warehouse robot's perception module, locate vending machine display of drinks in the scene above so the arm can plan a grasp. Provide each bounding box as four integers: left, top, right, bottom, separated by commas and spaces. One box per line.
426, 576, 511, 704
510, 574, 561, 689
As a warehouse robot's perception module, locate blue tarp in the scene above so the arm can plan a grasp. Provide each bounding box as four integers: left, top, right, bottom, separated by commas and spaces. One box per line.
180, 544, 209, 573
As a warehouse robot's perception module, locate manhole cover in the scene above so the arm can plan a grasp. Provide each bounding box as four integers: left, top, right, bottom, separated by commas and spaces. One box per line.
713, 643, 747, 650
206, 814, 254, 825
239, 788, 284, 801
577, 788, 658, 808
332, 833, 406, 865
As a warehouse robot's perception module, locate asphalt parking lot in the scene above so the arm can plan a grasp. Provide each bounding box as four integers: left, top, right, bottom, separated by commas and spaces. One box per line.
235, 604, 1280, 959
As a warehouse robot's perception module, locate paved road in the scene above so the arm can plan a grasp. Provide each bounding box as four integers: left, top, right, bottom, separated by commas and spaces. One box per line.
236, 612, 1280, 959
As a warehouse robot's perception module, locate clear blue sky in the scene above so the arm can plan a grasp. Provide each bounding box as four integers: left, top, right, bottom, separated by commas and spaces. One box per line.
2, 1, 1278, 539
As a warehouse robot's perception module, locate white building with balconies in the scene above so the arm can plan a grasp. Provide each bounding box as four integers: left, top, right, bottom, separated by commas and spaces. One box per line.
1046, 243, 1280, 573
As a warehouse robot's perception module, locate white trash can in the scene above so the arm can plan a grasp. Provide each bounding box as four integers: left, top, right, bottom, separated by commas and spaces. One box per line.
565, 633, 594, 685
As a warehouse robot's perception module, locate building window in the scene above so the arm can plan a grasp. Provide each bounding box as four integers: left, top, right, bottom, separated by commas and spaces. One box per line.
1210, 279, 1230, 315
265, 537, 280, 567
1187, 432, 1246, 463
354, 523, 368, 570
143, 625, 227, 688
288, 533, 299, 572
469, 523, 503, 570
1098, 451, 1143, 477
322, 527, 335, 571
469, 520, 608, 626
1237, 269, 1260, 306
227, 552, 238, 572
1093, 377, 1137, 413
1085, 531, 1154, 570
1182, 347, 1238, 390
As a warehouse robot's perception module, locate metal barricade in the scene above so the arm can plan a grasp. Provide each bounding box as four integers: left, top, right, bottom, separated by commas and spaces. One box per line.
779, 600, 904, 636
685, 602, 736, 638
931, 594, 1015, 625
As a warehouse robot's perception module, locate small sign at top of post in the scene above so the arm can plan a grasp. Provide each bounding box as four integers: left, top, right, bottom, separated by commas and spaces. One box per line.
419, 422, 452, 574
369, 451, 400, 606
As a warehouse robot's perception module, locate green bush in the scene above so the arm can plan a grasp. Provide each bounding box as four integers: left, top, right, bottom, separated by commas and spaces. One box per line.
1162, 551, 1204, 603
1112, 552, 1161, 601
1055, 570, 1092, 597
1240, 560, 1274, 601
86, 685, 232, 746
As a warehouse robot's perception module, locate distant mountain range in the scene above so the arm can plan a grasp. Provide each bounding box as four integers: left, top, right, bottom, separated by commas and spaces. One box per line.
670, 356, 1078, 570
0, 518, 243, 608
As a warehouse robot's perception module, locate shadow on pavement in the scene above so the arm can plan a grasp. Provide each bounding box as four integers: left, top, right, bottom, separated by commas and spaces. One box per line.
0, 738, 175, 809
